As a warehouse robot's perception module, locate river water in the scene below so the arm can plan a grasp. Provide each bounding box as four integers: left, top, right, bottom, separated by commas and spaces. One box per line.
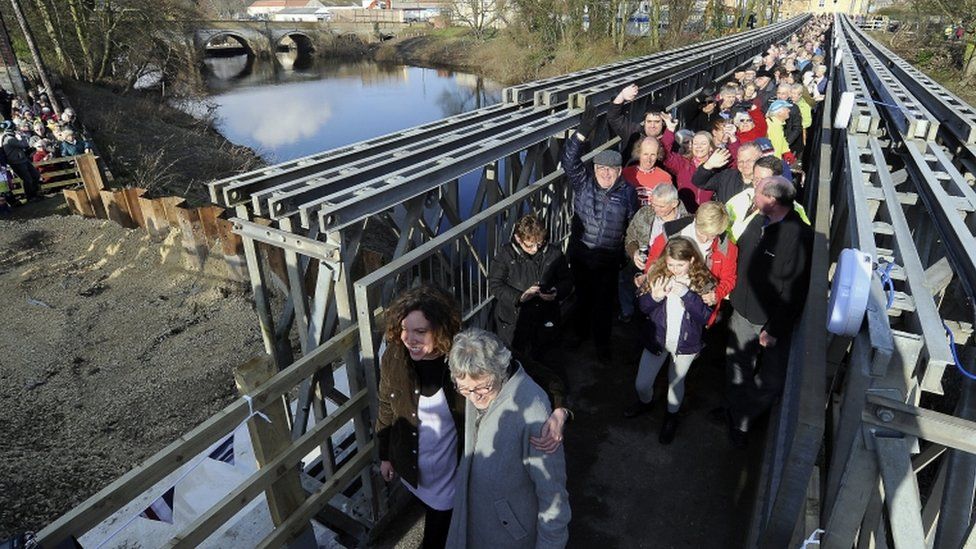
201, 54, 503, 164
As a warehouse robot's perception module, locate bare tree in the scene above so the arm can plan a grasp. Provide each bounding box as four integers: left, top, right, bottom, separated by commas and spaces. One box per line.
452, 0, 508, 38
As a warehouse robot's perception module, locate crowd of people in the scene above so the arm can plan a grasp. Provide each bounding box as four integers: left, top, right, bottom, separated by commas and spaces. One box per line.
374, 17, 829, 549
0, 84, 89, 212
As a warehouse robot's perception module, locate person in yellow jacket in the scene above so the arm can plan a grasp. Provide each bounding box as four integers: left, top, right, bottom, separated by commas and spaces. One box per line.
790, 84, 813, 145
765, 99, 793, 163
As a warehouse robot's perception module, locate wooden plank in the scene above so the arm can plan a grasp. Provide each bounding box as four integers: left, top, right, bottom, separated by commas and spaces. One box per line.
76, 153, 106, 219
113, 190, 136, 228
175, 206, 208, 266
151, 198, 172, 237
63, 189, 93, 217
139, 196, 165, 240
161, 196, 185, 226
99, 190, 125, 225
124, 188, 146, 229
232, 356, 311, 529
216, 216, 247, 280
198, 206, 222, 248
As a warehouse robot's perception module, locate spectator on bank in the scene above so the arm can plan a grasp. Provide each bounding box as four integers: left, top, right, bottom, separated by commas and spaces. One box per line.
627, 237, 714, 444
712, 176, 813, 448
59, 130, 89, 157
620, 184, 688, 323
1, 120, 42, 201
488, 214, 572, 361
622, 136, 672, 205
445, 328, 571, 549
30, 137, 53, 182
562, 108, 638, 358
608, 84, 668, 155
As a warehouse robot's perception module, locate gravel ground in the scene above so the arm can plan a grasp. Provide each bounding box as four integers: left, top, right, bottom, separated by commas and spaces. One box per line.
0, 213, 264, 539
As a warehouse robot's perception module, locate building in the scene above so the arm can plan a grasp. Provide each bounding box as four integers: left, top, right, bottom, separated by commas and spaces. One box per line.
270, 1, 363, 21
246, 0, 327, 18
778, 0, 892, 18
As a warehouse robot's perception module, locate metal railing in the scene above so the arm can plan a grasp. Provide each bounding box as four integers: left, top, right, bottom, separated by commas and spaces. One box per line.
34, 16, 817, 547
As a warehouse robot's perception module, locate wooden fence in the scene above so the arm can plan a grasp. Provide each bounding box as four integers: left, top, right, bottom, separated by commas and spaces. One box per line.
57, 153, 248, 280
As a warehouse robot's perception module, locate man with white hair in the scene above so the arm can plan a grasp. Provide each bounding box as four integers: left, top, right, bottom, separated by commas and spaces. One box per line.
712, 176, 813, 448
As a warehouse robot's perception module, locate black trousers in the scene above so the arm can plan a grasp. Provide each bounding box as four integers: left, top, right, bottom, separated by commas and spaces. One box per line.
421, 503, 452, 549
10, 161, 41, 199
725, 310, 793, 432
569, 249, 619, 348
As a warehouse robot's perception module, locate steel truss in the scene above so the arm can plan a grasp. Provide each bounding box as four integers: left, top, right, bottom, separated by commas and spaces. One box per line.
203, 16, 813, 543
817, 15, 976, 549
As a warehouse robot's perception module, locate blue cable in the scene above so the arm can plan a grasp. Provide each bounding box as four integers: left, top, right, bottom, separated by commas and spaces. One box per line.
876, 261, 895, 309
942, 320, 976, 381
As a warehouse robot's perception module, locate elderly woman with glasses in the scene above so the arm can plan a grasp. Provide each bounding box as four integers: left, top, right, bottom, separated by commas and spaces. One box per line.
445, 328, 571, 549
376, 286, 569, 549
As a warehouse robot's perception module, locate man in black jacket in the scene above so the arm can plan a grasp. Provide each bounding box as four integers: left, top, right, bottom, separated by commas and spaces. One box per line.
717, 176, 813, 447
607, 84, 668, 158
489, 214, 573, 361
691, 141, 762, 204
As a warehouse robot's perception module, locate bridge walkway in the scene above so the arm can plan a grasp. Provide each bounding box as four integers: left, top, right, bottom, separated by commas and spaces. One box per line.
375, 320, 765, 548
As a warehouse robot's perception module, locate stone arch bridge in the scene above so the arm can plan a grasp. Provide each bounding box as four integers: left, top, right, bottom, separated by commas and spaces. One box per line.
193, 20, 407, 57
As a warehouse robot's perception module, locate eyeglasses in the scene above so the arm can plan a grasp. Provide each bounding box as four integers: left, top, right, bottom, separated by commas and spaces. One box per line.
455, 381, 495, 397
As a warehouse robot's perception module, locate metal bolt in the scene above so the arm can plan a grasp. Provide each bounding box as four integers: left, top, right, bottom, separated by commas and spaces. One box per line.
876, 408, 895, 423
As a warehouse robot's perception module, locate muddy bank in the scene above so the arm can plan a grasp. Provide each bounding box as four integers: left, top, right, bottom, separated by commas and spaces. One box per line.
0, 215, 263, 539
62, 80, 263, 206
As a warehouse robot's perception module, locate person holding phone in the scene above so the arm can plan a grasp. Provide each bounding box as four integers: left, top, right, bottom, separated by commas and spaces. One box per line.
489, 214, 572, 361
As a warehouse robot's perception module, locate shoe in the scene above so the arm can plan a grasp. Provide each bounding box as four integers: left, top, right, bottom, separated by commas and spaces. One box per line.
729, 427, 748, 448
706, 406, 730, 427
623, 400, 653, 418
617, 313, 632, 324
659, 412, 678, 444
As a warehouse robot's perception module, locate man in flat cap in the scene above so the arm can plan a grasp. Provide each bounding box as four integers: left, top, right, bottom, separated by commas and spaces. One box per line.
561, 108, 639, 359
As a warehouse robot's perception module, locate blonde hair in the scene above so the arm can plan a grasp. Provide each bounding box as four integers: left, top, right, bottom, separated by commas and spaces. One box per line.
694, 201, 730, 237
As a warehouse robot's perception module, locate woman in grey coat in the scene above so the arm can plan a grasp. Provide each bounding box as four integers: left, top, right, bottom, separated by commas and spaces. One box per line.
445, 328, 570, 549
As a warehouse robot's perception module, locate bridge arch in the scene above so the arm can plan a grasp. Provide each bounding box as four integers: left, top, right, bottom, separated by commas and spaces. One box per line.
202, 32, 256, 58
277, 32, 316, 55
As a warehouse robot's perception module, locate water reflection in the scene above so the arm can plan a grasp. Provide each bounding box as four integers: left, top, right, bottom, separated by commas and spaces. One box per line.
201, 58, 502, 163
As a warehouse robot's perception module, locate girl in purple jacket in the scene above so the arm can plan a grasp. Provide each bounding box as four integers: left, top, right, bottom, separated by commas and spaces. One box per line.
634, 237, 715, 444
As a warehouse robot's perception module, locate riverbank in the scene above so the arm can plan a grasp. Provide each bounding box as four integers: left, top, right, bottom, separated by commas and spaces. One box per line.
372, 28, 662, 86
61, 80, 263, 206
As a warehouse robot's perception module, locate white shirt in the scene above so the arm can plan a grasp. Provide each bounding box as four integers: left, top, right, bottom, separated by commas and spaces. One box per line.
404, 388, 458, 511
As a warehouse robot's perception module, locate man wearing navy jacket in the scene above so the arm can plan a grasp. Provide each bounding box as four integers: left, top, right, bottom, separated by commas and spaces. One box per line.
561, 109, 639, 359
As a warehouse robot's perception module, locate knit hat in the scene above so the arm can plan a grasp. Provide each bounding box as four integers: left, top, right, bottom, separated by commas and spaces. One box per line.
768, 99, 792, 114
593, 149, 622, 167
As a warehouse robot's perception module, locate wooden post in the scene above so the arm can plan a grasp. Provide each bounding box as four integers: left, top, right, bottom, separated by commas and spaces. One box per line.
233, 355, 316, 548
75, 153, 106, 218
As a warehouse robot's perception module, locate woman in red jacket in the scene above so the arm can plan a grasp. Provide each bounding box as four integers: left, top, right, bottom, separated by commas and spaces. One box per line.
660, 121, 719, 213
644, 201, 737, 326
